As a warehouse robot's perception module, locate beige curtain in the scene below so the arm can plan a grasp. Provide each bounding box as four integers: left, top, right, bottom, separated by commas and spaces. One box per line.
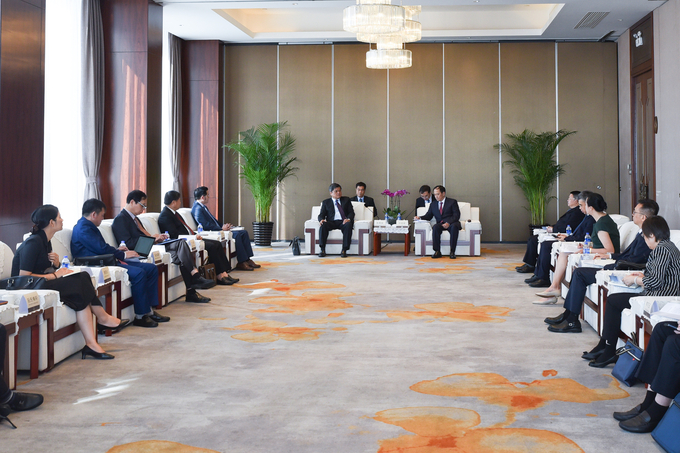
168, 33, 183, 193
81, 0, 104, 200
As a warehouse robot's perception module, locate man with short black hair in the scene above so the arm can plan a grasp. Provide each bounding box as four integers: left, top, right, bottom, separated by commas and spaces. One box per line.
414, 185, 461, 259
72, 198, 159, 327
350, 182, 377, 218
112, 190, 214, 307
192, 186, 260, 271
158, 190, 238, 287
318, 183, 355, 258
415, 185, 434, 212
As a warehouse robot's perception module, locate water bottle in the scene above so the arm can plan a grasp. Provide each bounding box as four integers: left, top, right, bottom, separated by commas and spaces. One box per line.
566, 225, 572, 236
384, 213, 388, 221
397, 212, 402, 221
197, 223, 204, 234
61, 255, 70, 269
583, 233, 591, 255
119, 240, 126, 249
164, 231, 169, 238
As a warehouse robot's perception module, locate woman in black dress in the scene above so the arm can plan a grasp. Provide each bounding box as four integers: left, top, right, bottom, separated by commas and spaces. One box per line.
11, 205, 123, 359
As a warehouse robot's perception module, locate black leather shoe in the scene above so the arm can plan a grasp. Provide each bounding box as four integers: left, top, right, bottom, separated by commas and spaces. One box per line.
589, 354, 618, 368
149, 311, 170, 322
544, 312, 566, 325
81, 345, 115, 359
449, 253, 456, 259
516, 263, 535, 273
619, 410, 661, 433
225, 275, 239, 283
432, 251, 443, 259
97, 318, 130, 334
614, 404, 644, 421
6, 392, 44, 412
341, 249, 348, 258
582, 349, 604, 360
192, 275, 216, 289
133, 315, 158, 328
529, 279, 551, 288
525, 275, 539, 284
186, 290, 210, 303
217, 277, 235, 286
547, 319, 582, 333
318, 249, 326, 257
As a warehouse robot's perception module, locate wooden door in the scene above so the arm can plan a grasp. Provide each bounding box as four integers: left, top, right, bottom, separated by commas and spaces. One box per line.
632, 70, 655, 205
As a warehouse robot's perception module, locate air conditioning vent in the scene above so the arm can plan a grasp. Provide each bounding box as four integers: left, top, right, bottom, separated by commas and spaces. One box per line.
574, 12, 609, 29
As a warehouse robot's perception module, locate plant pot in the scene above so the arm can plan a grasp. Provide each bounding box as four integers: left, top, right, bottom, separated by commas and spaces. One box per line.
252, 221, 274, 247
387, 217, 397, 225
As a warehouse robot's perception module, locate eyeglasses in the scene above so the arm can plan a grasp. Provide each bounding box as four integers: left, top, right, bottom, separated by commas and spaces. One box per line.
138, 202, 147, 209
632, 210, 642, 216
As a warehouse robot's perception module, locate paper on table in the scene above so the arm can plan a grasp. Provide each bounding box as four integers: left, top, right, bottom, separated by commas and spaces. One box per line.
656, 303, 680, 321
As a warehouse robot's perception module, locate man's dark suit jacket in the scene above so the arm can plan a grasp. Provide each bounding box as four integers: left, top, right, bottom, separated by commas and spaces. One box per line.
191, 201, 222, 231
565, 215, 595, 242
415, 196, 435, 212
71, 217, 126, 261
318, 197, 355, 222
419, 197, 461, 230
158, 207, 192, 239
603, 232, 651, 270
350, 196, 377, 217
553, 206, 585, 234
112, 209, 151, 250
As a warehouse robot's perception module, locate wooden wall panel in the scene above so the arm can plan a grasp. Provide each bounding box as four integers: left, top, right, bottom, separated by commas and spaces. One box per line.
279, 45, 332, 240
223, 45, 277, 236
333, 44, 387, 216
0, 0, 45, 247
558, 42, 620, 213
445, 43, 500, 240
389, 43, 443, 216
500, 42, 556, 241
99, 0, 162, 214
181, 40, 222, 219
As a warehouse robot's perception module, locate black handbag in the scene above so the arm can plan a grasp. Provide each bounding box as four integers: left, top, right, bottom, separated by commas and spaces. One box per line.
0, 276, 46, 290
612, 339, 643, 386
614, 260, 646, 271
290, 236, 301, 256
73, 254, 117, 267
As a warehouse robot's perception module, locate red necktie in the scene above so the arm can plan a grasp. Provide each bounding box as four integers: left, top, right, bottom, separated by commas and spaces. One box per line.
175, 212, 195, 235
439, 202, 443, 215
336, 200, 346, 220
134, 217, 152, 237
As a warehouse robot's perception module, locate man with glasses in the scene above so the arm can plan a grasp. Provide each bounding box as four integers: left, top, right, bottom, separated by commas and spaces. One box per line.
545, 199, 659, 333
112, 190, 214, 311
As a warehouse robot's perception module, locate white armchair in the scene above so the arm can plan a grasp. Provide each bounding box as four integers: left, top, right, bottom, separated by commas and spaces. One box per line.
177, 207, 237, 269
414, 202, 482, 256
304, 201, 374, 255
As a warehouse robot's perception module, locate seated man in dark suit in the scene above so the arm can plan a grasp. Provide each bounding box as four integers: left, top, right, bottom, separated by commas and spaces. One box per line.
71, 198, 161, 328
158, 190, 238, 287
414, 185, 461, 259
350, 182, 377, 218
415, 185, 434, 212
516, 190, 584, 274
112, 190, 214, 304
545, 199, 659, 332
1, 324, 43, 428
318, 183, 355, 258
191, 186, 260, 272
526, 191, 595, 288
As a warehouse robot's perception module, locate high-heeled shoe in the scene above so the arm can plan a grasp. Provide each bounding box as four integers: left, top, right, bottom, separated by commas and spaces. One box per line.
96, 319, 130, 334
81, 345, 114, 360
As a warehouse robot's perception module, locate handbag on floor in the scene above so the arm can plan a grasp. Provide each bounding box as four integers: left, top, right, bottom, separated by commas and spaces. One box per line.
74, 254, 117, 267
651, 392, 680, 453
612, 339, 643, 386
290, 236, 301, 256
0, 275, 46, 290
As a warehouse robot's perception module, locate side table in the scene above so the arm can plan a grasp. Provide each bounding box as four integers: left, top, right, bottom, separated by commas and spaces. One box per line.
373, 224, 411, 256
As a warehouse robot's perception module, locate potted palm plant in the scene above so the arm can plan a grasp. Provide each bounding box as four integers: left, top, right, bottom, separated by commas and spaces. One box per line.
495, 129, 575, 229
226, 121, 298, 246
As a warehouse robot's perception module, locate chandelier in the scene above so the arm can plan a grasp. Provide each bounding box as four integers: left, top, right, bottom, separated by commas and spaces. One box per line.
343, 0, 421, 69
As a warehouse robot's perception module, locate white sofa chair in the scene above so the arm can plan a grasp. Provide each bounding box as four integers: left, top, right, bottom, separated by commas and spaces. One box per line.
177, 207, 237, 269
303, 202, 374, 255
413, 202, 482, 256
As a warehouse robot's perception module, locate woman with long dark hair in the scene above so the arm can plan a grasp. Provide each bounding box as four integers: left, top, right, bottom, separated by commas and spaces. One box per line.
11, 205, 125, 359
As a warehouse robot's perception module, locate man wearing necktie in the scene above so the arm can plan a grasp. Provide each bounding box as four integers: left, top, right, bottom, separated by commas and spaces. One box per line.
414, 185, 461, 259
350, 182, 377, 218
158, 190, 239, 287
318, 183, 355, 258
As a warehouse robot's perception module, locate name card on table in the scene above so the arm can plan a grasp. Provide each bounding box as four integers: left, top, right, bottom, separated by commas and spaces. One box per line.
98, 267, 112, 284
188, 239, 197, 252
219, 230, 227, 240
152, 251, 163, 264
374, 220, 388, 227
396, 220, 409, 227
19, 291, 41, 315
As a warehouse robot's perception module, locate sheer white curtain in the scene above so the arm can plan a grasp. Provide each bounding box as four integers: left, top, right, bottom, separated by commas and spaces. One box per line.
44, 0, 85, 227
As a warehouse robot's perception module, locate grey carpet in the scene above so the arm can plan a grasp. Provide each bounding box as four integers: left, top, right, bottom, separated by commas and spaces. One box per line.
2, 244, 663, 452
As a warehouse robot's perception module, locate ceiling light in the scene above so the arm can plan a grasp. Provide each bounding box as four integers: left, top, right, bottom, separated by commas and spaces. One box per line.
366, 48, 412, 69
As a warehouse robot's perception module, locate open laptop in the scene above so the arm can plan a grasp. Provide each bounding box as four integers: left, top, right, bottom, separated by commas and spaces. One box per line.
134, 236, 156, 258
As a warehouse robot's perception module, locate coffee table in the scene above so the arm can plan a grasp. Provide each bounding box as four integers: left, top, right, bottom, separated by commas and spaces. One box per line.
373, 224, 411, 256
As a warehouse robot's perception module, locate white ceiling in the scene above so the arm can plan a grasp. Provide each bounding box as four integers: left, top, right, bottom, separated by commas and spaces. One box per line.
158, 0, 666, 44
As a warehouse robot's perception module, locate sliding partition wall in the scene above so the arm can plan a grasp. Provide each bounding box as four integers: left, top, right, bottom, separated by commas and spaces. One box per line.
223, 42, 618, 242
